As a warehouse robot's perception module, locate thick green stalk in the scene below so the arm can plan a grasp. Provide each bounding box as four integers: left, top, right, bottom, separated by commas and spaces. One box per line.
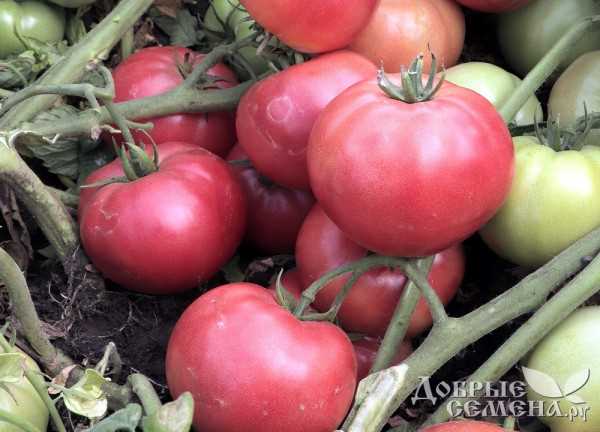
0, 141, 78, 262
424, 250, 600, 426
342, 226, 600, 432
500, 15, 600, 123
370, 257, 434, 373
0, 0, 154, 129
129, 374, 162, 416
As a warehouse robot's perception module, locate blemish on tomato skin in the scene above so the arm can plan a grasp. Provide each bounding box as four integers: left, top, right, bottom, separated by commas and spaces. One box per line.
266, 96, 294, 123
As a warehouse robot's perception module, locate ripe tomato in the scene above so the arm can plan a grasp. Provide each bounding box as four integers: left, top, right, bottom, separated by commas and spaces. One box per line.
239, 0, 378, 54
236, 51, 376, 190
0, 351, 49, 432
548, 51, 600, 145
227, 145, 314, 255
497, 0, 600, 77
445, 62, 541, 126
480, 136, 600, 267
525, 307, 600, 432
353, 336, 413, 382
0, 0, 65, 58
166, 283, 357, 432
79, 142, 246, 295
296, 205, 465, 338
420, 421, 505, 431
108, 46, 238, 157
349, 0, 465, 73
307, 75, 514, 257
454, 0, 531, 12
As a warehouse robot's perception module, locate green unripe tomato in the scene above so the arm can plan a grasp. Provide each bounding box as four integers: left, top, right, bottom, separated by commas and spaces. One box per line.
0, 0, 65, 58
497, 0, 600, 77
46, 0, 96, 7
549, 51, 600, 146
480, 136, 600, 267
203, 0, 270, 75
526, 307, 600, 432
0, 351, 49, 432
445, 62, 541, 126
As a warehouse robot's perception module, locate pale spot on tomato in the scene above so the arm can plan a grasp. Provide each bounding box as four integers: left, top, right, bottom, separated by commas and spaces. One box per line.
267, 96, 293, 123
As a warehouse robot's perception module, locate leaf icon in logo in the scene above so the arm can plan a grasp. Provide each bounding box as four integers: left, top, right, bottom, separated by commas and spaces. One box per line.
566, 394, 587, 405
522, 366, 564, 398
564, 369, 590, 396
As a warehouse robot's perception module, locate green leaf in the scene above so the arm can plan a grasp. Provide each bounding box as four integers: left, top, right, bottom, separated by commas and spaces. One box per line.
221, 255, 245, 283
154, 9, 200, 47
63, 369, 108, 419
0, 353, 25, 385
142, 393, 194, 432
88, 404, 143, 432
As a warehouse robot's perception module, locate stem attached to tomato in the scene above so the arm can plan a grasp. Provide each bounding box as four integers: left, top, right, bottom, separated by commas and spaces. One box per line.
0, 0, 154, 130
0, 334, 67, 432
128, 374, 162, 416
370, 257, 434, 374
500, 14, 600, 123
342, 226, 600, 432
378, 54, 445, 103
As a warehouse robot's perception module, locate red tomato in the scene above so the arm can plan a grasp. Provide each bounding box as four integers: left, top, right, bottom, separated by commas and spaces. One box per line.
166, 283, 357, 432
236, 50, 377, 190
79, 142, 246, 295
353, 336, 413, 382
239, 0, 378, 53
350, 0, 465, 73
307, 76, 514, 257
454, 0, 531, 12
107, 46, 238, 157
267, 268, 305, 300
296, 205, 465, 337
227, 145, 314, 255
420, 421, 505, 431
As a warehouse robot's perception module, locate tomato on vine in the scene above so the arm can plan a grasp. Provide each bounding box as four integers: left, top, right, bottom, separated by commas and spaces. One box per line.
420, 421, 505, 431
307, 56, 514, 257
166, 282, 357, 432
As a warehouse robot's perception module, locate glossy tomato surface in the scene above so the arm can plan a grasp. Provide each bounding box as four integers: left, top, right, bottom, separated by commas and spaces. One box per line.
307, 77, 514, 257
79, 142, 246, 294
525, 307, 600, 432
497, 0, 600, 77
480, 136, 600, 267
353, 336, 413, 382
237, 50, 376, 190
350, 0, 465, 73
444, 62, 541, 126
109, 46, 238, 157
454, 0, 531, 12
420, 421, 505, 431
166, 283, 357, 432
239, 0, 378, 53
227, 145, 314, 255
0, 0, 65, 57
296, 205, 465, 337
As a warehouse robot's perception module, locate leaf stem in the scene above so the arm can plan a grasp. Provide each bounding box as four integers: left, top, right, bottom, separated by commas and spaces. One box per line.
128, 374, 162, 416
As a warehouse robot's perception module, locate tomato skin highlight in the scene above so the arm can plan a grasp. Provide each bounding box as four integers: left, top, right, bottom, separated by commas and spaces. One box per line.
239, 0, 378, 54
236, 50, 377, 190
454, 0, 531, 12
353, 336, 412, 382
0, 0, 65, 58
296, 205, 465, 338
79, 142, 247, 295
349, 0, 465, 73
480, 137, 600, 268
420, 421, 506, 431
307, 77, 514, 257
166, 282, 357, 432
227, 145, 314, 255
108, 46, 238, 157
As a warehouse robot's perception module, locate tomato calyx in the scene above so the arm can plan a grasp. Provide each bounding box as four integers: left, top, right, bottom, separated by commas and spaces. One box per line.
533, 109, 594, 151
378, 53, 445, 103
116, 141, 159, 181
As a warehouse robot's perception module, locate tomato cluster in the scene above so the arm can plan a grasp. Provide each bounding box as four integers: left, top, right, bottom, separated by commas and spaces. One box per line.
66, 0, 600, 430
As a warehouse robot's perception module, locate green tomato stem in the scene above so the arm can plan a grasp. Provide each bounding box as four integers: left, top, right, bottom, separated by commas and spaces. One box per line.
128, 374, 162, 416
370, 257, 434, 374
0, 334, 67, 432
499, 14, 600, 123
342, 226, 600, 432
423, 247, 600, 426
120, 27, 135, 61
0, 0, 154, 129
